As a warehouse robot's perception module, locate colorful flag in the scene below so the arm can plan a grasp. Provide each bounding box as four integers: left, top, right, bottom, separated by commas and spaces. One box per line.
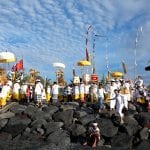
12, 59, 23, 71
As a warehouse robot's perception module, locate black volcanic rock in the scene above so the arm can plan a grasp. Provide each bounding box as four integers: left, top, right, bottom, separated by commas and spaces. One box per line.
139, 127, 149, 140
135, 140, 150, 150
44, 121, 64, 135
9, 104, 27, 114
53, 109, 73, 126
47, 129, 70, 145
0, 118, 8, 130
79, 114, 96, 125
97, 118, 118, 138
111, 133, 133, 149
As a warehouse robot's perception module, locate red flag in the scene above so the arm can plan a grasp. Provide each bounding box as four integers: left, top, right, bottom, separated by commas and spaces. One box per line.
12, 59, 23, 71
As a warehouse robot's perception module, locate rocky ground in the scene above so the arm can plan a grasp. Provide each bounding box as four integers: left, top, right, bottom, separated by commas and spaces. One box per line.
0, 101, 150, 150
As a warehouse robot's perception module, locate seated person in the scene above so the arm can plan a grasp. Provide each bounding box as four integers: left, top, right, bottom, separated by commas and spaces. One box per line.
83, 122, 100, 148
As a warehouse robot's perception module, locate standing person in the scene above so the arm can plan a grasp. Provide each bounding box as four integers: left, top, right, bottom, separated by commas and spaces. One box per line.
12, 80, 21, 101
79, 81, 85, 105
89, 82, 98, 103
109, 79, 117, 110
114, 89, 125, 124
20, 82, 28, 102
72, 83, 80, 101
26, 85, 31, 103
34, 79, 44, 107
66, 84, 72, 102
46, 85, 51, 103
0, 82, 9, 108
84, 82, 90, 102
97, 83, 105, 112
120, 79, 128, 110
51, 82, 59, 104
83, 122, 100, 148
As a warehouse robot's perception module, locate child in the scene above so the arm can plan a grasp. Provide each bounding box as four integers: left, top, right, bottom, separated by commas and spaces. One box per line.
83, 122, 100, 148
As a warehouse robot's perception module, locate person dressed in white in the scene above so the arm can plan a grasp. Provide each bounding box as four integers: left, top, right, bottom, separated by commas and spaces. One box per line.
12, 80, 21, 101
84, 83, 90, 102
51, 82, 59, 104
119, 79, 128, 110
135, 76, 144, 88
20, 83, 28, 101
72, 83, 80, 101
97, 83, 105, 112
34, 79, 44, 107
46, 85, 51, 103
114, 89, 125, 124
109, 80, 117, 110
0, 82, 10, 107
79, 82, 85, 103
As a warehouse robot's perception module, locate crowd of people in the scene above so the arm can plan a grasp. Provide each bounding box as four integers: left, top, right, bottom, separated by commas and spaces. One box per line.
0, 75, 149, 148
0, 76, 149, 110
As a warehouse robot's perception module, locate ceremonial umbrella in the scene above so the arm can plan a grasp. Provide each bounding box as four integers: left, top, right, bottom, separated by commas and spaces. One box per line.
0, 51, 16, 63
111, 71, 124, 78
145, 66, 150, 71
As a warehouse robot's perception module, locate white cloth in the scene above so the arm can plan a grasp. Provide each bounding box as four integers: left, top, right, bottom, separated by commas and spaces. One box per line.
51, 84, 59, 95
116, 94, 124, 117
13, 83, 20, 93
73, 85, 79, 95
79, 83, 85, 94
84, 84, 90, 94
0, 85, 9, 97
97, 88, 105, 99
35, 82, 43, 94
109, 85, 117, 109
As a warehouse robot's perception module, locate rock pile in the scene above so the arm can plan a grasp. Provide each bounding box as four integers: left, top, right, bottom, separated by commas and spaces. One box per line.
0, 102, 149, 150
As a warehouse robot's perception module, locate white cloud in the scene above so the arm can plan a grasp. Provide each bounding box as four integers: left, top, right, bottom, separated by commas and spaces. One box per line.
0, 0, 149, 83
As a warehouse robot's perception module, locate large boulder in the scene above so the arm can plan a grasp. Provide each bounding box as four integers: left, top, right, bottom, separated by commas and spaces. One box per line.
123, 116, 140, 136
69, 124, 86, 136
0, 111, 15, 119
53, 109, 73, 126
139, 127, 149, 140
134, 112, 150, 128
47, 129, 70, 145
8, 115, 31, 126
111, 133, 133, 149
31, 110, 52, 121
0, 118, 8, 130
0, 102, 18, 114
135, 140, 150, 150
74, 110, 87, 119
9, 104, 27, 114
24, 105, 38, 118
79, 114, 96, 125
97, 118, 118, 138
42, 105, 59, 115
3, 124, 27, 138
30, 118, 47, 130
44, 121, 64, 135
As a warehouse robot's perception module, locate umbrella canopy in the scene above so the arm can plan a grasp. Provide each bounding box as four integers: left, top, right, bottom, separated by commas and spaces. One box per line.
111, 71, 124, 78
0, 52, 16, 63
77, 60, 91, 66
145, 66, 150, 71
52, 62, 65, 69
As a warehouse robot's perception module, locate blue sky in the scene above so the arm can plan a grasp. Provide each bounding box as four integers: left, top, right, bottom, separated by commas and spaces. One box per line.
0, 0, 149, 84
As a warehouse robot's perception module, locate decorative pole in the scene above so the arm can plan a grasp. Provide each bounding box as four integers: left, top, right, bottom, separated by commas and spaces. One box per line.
134, 26, 143, 79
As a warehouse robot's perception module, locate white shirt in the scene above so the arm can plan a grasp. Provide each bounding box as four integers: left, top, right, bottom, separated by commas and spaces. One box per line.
52, 84, 59, 95
98, 88, 105, 99
35, 82, 43, 94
